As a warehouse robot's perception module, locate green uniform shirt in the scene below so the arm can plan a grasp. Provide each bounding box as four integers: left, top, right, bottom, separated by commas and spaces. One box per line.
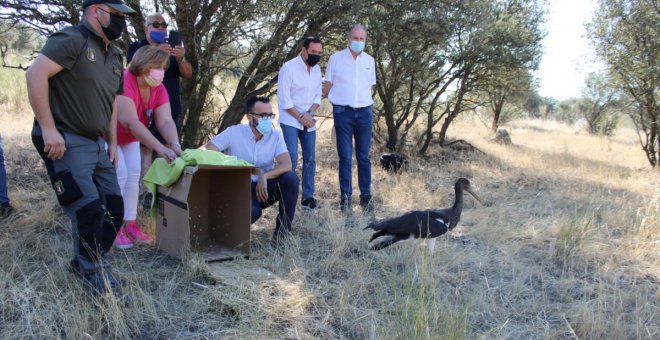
40, 22, 124, 139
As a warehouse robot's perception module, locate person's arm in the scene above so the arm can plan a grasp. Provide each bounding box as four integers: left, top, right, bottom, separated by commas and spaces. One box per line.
311, 69, 322, 111
309, 71, 321, 116
322, 55, 334, 98
277, 65, 301, 118
171, 45, 193, 79
107, 99, 119, 165
255, 151, 292, 202
153, 103, 183, 155
263, 152, 292, 179
322, 81, 332, 99
26, 54, 65, 160
202, 128, 231, 152
116, 95, 177, 162
279, 64, 314, 128
370, 56, 377, 89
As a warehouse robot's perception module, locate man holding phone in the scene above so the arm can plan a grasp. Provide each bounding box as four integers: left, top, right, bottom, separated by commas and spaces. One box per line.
126, 13, 192, 133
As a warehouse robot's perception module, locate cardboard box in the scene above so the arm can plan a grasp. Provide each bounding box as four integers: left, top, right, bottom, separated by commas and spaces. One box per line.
155, 165, 255, 261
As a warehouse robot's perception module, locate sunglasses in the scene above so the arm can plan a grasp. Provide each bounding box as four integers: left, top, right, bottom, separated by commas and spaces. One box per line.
149, 21, 168, 29
250, 112, 276, 119
97, 7, 124, 17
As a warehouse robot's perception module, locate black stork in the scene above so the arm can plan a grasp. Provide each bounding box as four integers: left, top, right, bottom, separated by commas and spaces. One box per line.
365, 178, 482, 252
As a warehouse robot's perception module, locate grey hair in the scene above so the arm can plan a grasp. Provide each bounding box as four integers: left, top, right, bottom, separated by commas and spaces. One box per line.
346, 24, 367, 37
146, 13, 165, 24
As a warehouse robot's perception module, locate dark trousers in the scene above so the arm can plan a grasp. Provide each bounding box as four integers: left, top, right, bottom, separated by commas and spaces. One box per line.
250, 171, 299, 237
0, 133, 9, 205
333, 105, 373, 199
32, 125, 123, 266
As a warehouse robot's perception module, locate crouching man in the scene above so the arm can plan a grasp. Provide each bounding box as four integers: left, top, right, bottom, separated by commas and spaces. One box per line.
203, 96, 299, 246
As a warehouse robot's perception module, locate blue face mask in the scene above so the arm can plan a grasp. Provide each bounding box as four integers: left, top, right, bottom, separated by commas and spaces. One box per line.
256, 117, 273, 135
350, 40, 365, 53
150, 31, 167, 44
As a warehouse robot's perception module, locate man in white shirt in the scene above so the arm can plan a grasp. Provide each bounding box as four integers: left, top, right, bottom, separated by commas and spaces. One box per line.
204, 96, 299, 245
277, 36, 323, 211
323, 24, 376, 212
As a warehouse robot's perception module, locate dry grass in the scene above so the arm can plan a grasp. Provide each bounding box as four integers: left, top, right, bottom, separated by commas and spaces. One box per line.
1, 68, 658, 339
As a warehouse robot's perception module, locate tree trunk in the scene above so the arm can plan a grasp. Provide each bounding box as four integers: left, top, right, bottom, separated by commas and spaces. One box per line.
490, 96, 505, 133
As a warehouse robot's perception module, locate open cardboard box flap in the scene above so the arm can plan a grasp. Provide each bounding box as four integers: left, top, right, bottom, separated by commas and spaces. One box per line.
156, 165, 255, 261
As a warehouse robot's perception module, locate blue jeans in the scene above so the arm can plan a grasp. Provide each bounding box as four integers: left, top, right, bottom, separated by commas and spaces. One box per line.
280, 123, 316, 199
251, 171, 299, 237
332, 105, 373, 199
0, 134, 9, 205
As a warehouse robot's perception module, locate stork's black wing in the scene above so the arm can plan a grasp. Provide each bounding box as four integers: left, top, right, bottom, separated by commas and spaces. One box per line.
369, 234, 411, 251
365, 210, 451, 238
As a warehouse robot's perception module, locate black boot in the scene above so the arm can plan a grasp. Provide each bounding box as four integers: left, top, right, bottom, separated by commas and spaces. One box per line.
73, 255, 121, 296
360, 194, 373, 213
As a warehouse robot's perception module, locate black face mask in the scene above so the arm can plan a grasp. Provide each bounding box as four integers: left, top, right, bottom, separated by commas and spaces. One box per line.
305, 53, 321, 67
97, 11, 126, 41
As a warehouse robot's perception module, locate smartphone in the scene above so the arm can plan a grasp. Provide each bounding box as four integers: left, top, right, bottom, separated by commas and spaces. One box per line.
168, 30, 182, 47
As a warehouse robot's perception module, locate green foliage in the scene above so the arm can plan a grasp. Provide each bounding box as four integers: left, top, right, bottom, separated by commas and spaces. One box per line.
588, 0, 659, 166
551, 98, 579, 124
1, 0, 547, 152
368, 0, 546, 152
579, 72, 620, 136
0, 19, 43, 69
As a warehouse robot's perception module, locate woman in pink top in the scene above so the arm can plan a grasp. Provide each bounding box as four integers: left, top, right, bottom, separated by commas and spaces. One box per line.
114, 46, 182, 250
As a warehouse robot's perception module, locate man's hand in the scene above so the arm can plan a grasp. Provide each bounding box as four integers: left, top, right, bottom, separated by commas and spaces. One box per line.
255, 174, 268, 202
156, 43, 173, 54
299, 112, 315, 128
172, 45, 185, 61
107, 143, 118, 168
42, 128, 66, 160
156, 145, 178, 163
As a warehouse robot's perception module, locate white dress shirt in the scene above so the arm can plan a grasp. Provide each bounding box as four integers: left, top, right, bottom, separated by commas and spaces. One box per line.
277, 55, 323, 131
325, 48, 376, 108
210, 124, 288, 181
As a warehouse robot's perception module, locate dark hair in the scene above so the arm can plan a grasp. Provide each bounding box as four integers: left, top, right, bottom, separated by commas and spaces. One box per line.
303, 36, 323, 49
246, 96, 270, 113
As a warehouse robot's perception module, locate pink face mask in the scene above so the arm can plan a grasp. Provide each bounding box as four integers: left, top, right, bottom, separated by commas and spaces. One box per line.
144, 69, 165, 87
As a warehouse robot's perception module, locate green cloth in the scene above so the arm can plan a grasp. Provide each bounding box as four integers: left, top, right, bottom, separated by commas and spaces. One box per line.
143, 149, 253, 218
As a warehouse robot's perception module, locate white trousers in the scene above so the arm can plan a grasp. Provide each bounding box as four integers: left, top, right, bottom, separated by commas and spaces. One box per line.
116, 141, 141, 221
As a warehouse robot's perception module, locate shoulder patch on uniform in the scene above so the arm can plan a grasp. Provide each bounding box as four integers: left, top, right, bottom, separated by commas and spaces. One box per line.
86, 47, 96, 62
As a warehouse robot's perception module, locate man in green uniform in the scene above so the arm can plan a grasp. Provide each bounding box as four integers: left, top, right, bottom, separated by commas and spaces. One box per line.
26, 0, 135, 295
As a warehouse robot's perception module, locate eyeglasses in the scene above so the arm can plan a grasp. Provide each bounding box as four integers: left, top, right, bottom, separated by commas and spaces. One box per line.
148, 21, 168, 29
97, 7, 124, 17
250, 112, 276, 119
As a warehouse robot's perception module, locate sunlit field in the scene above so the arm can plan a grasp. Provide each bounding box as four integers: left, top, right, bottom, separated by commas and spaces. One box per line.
1, 66, 658, 339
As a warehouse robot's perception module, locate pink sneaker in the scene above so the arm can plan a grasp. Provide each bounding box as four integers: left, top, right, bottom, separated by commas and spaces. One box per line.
113, 227, 133, 250
125, 221, 153, 244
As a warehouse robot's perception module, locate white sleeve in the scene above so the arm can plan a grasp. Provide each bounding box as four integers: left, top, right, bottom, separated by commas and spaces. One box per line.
209, 127, 232, 152
277, 63, 295, 110
313, 68, 322, 105
274, 130, 288, 157
324, 54, 335, 84
370, 57, 377, 86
